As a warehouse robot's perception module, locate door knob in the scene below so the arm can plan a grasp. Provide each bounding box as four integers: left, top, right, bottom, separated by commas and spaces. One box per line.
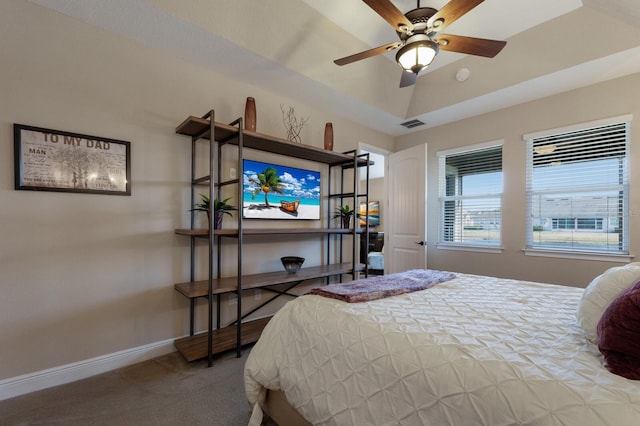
414, 241, 426, 246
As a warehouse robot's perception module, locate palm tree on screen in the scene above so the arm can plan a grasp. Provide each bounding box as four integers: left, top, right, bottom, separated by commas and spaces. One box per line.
249, 167, 285, 207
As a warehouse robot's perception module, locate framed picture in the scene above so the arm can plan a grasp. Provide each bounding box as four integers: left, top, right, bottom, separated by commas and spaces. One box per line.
14, 124, 131, 195
359, 200, 380, 227
242, 159, 320, 220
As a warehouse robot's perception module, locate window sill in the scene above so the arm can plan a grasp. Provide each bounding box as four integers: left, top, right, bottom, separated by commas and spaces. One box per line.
436, 244, 503, 254
523, 248, 634, 263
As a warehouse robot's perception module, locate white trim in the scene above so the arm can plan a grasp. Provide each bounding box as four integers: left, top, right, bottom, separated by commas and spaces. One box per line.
0, 338, 176, 401
522, 114, 633, 140
523, 248, 634, 263
358, 142, 389, 181
436, 244, 504, 254
436, 139, 503, 158
358, 142, 390, 156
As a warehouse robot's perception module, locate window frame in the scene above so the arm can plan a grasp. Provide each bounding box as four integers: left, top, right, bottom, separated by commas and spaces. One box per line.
436, 140, 504, 253
523, 115, 633, 262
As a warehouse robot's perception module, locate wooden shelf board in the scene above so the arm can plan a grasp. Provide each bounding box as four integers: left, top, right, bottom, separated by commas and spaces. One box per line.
174, 228, 232, 237
176, 116, 367, 166
175, 228, 208, 237
175, 227, 364, 237
174, 317, 271, 362
175, 262, 364, 298
240, 228, 362, 235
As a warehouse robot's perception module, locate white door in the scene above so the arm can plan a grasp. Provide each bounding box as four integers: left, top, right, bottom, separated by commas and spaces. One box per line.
387, 143, 427, 273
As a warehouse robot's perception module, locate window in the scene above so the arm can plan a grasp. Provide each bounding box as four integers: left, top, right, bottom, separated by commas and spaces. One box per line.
551, 218, 603, 230
525, 117, 630, 255
438, 142, 503, 248
359, 145, 387, 180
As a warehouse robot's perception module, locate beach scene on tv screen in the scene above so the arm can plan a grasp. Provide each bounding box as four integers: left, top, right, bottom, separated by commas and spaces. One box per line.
243, 159, 320, 220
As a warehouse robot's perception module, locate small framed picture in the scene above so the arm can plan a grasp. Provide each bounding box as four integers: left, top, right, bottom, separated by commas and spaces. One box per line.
14, 124, 131, 195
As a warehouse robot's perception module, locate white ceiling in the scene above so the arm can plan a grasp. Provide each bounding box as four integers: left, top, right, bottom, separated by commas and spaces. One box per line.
30, 0, 640, 136
301, 0, 582, 72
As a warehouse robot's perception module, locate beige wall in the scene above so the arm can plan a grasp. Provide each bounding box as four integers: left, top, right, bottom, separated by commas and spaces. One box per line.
3, 0, 637, 385
396, 72, 640, 287
0, 0, 392, 381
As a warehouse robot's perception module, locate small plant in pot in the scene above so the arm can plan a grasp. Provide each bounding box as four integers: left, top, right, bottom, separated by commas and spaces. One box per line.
192, 194, 237, 230
333, 204, 356, 229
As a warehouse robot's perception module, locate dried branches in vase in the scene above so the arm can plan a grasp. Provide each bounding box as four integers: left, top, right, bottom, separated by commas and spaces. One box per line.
280, 104, 309, 144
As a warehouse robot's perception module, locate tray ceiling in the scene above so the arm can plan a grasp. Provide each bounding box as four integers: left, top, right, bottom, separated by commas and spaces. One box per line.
30, 0, 640, 136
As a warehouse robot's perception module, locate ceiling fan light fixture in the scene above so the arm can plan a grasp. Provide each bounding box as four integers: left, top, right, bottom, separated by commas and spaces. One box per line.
396, 35, 439, 74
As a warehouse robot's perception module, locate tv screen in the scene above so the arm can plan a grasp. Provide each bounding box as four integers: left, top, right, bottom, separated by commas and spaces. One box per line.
242, 159, 320, 220
359, 201, 380, 227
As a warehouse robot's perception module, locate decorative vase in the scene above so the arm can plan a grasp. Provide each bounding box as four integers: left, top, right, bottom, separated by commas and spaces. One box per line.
342, 216, 351, 229
244, 97, 256, 131
206, 210, 224, 230
214, 211, 224, 230
324, 122, 334, 151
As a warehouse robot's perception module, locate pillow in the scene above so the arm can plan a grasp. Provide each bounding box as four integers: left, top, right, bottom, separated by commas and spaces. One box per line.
576, 262, 640, 343
597, 280, 640, 380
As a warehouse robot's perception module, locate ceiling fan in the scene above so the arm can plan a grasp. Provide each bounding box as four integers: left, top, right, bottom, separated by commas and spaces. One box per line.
334, 0, 507, 87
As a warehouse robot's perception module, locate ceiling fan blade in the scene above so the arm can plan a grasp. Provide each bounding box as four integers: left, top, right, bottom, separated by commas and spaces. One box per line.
436, 34, 506, 58
363, 0, 414, 33
399, 70, 417, 88
428, 0, 484, 33
334, 41, 401, 66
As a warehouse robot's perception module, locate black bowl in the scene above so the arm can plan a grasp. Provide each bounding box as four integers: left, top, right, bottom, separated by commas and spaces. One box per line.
281, 256, 305, 274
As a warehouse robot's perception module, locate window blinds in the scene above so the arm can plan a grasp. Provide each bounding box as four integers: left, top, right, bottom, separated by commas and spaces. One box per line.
439, 145, 503, 247
526, 121, 629, 253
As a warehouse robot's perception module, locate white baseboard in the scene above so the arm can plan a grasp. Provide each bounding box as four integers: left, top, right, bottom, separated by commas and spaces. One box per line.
0, 338, 177, 401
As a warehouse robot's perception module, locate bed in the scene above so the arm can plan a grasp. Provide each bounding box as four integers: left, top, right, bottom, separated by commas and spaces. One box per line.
244, 266, 640, 426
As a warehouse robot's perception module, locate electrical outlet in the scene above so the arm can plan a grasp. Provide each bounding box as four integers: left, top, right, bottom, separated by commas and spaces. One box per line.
230, 167, 236, 179
228, 293, 237, 305
254, 289, 262, 300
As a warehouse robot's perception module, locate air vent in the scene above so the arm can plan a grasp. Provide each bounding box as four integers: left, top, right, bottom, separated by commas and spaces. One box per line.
400, 119, 425, 129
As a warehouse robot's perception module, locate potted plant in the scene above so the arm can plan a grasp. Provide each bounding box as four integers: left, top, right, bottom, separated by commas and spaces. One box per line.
192, 194, 237, 230
333, 204, 356, 229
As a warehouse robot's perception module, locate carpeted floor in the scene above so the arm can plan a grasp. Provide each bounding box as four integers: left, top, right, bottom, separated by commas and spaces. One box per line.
0, 348, 258, 425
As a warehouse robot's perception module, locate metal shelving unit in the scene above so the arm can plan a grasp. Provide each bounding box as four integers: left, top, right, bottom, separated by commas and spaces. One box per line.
173, 110, 371, 365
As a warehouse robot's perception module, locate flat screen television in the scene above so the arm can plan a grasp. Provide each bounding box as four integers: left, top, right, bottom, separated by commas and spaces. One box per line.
242, 159, 320, 220
359, 200, 380, 227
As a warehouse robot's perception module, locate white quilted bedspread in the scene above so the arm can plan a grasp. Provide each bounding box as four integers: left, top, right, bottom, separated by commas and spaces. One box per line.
244, 273, 640, 425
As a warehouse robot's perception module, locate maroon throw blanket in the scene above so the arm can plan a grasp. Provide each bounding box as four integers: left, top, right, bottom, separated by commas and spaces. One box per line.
308, 269, 456, 303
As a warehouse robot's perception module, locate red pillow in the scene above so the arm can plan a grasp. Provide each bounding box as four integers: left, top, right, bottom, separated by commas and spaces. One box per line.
597, 280, 640, 380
